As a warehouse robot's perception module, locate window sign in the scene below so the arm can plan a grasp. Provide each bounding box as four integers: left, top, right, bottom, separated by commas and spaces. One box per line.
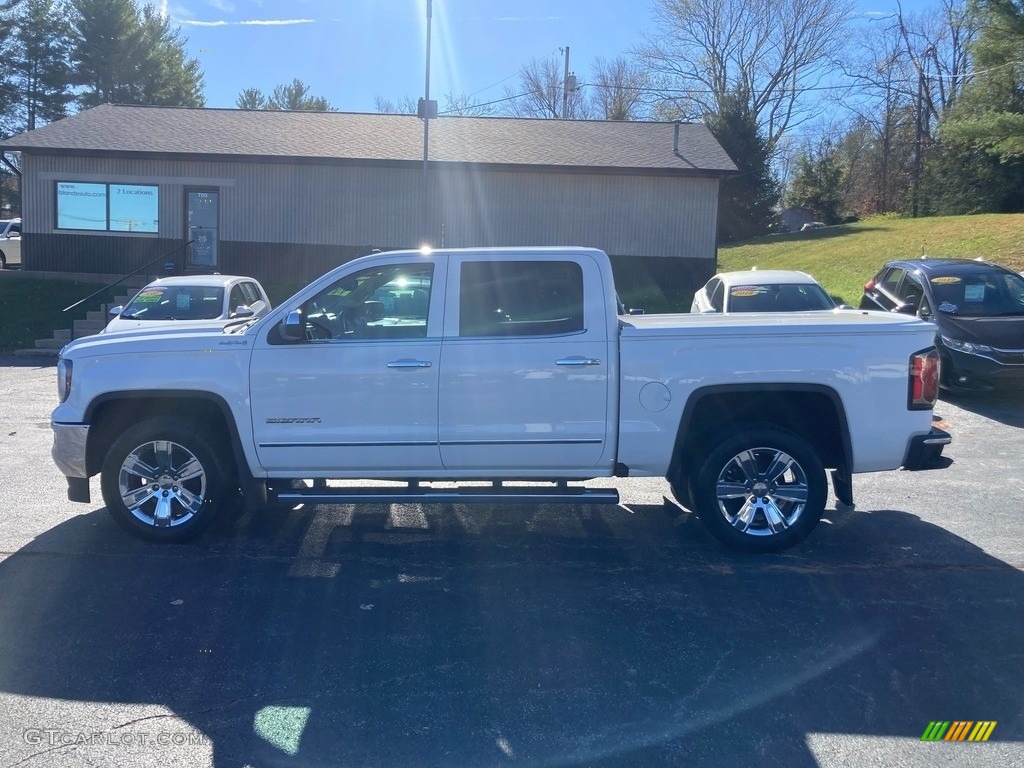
110, 184, 159, 232
56, 182, 107, 230
56, 181, 159, 232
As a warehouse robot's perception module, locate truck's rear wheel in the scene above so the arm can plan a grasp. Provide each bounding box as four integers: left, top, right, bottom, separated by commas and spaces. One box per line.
692, 427, 826, 553
100, 418, 231, 542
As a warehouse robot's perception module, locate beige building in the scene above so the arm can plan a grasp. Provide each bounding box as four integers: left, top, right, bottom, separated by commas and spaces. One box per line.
0, 104, 736, 306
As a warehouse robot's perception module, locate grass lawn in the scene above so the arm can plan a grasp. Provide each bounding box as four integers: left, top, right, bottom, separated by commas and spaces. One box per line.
719, 213, 1024, 307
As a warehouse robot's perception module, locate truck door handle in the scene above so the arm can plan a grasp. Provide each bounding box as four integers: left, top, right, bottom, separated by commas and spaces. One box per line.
556, 357, 601, 366
387, 359, 432, 368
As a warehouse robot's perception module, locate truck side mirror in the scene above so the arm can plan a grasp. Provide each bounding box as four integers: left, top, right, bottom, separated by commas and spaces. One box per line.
231, 305, 255, 319
108, 305, 123, 317
280, 309, 305, 341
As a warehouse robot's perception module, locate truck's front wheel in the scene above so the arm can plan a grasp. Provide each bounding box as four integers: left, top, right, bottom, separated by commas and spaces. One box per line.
692, 427, 826, 553
100, 418, 231, 543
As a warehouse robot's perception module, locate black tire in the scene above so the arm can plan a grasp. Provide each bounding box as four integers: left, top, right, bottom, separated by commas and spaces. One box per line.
692, 427, 827, 553
100, 417, 233, 543
0, 250, 6, 269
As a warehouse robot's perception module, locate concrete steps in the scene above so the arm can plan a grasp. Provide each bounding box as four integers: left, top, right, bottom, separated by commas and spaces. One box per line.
15, 279, 149, 358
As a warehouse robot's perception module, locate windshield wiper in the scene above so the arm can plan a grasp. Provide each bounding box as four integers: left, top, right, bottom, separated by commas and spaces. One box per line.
225, 317, 260, 333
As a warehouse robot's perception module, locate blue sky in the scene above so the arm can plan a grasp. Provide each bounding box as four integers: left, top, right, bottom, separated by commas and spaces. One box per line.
163, 0, 935, 114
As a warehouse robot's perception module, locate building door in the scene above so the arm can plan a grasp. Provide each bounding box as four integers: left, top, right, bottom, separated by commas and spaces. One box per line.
186, 190, 218, 267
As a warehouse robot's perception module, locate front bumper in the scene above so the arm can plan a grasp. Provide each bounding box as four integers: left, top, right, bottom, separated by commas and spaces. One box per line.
52, 422, 91, 502
941, 347, 1024, 391
902, 427, 952, 470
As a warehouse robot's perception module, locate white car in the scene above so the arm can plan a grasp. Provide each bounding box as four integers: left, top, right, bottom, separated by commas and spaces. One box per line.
0, 218, 21, 269
103, 275, 272, 334
691, 270, 837, 314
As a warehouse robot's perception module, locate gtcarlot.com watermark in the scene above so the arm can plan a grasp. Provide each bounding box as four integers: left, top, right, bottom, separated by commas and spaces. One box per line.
24, 728, 209, 748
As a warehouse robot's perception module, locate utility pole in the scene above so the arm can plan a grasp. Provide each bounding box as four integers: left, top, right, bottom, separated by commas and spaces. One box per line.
420, 0, 435, 244
912, 65, 923, 219
560, 46, 570, 118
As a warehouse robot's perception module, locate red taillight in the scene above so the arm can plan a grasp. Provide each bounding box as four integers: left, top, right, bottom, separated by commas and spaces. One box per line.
864, 279, 876, 291
909, 349, 939, 409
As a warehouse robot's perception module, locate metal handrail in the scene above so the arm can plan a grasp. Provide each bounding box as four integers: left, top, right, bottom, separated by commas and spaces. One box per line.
62, 240, 194, 313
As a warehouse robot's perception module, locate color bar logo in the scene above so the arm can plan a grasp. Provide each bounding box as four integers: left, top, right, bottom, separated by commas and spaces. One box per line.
921, 721, 997, 742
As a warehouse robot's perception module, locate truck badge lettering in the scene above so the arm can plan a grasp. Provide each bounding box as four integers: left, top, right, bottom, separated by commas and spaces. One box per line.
266, 417, 322, 424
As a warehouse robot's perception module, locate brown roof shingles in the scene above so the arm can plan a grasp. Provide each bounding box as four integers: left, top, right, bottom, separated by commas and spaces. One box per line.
0, 103, 737, 173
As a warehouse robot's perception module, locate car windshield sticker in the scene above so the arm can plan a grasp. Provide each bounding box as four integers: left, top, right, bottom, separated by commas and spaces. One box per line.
930, 276, 961, 284
964, 284, 986, 302
176, 293, 191, 309
938, 302, 958, 313
134, 290, 163, 303
730, 286, 762, 297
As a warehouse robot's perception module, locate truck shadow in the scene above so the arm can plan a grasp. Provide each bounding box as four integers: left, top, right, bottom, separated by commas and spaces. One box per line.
939, 388, 1024, 428
0, 500, 1021, 767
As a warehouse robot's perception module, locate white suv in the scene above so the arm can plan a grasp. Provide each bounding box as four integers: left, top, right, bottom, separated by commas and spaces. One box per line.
0, 218, 20, 269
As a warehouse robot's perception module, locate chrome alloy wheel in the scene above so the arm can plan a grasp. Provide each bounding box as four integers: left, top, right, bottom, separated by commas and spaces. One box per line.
117, 440, 207, 528
714, 447, 810, 537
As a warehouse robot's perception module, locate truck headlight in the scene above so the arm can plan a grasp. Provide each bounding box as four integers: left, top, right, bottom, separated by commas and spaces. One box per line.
57, 358, 73, 403
940, 335, 992, 356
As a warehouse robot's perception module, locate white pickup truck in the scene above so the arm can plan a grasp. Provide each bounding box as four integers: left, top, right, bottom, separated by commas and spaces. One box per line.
51, 247, 950, 552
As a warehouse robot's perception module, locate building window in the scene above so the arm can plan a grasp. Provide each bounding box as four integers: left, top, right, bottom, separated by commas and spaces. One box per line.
56, 181, 159, 233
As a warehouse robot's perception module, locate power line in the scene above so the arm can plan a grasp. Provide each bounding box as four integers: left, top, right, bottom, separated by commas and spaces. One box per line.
463, 46, 562, 100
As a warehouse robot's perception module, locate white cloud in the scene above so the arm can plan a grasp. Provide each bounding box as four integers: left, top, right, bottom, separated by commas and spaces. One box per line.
207, 0, 235, 12
240, 18, 315, 25
179, 17, 316, 26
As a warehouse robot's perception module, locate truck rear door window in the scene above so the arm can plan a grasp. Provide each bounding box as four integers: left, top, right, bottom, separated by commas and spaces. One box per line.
459, 261, 584, 337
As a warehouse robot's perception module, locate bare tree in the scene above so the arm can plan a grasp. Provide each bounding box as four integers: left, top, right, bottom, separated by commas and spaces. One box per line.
374, 94, 418, 114
441, 93, 495, 116
502, 57, 589, 119
637, 0, 855, 149
589, 56, 650, 120
894, 0, 974, 130
837, 19, 919, 213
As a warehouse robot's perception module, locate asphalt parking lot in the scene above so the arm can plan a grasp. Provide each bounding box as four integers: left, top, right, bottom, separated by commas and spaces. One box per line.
0, 356, 1022, 768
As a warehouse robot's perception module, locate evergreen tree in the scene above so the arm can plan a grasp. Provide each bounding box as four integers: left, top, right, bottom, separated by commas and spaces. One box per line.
942, 0, 1024, 161
933, 0, 1024, 211
0, 0, 20, 135
787, 141, 845, 223
236, 87, 268, 110
705, 92, 780, 242
267, 79, 333, 111
71, 0, 204, 108
236, 80, 334, 111
9, 0, 75, 131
